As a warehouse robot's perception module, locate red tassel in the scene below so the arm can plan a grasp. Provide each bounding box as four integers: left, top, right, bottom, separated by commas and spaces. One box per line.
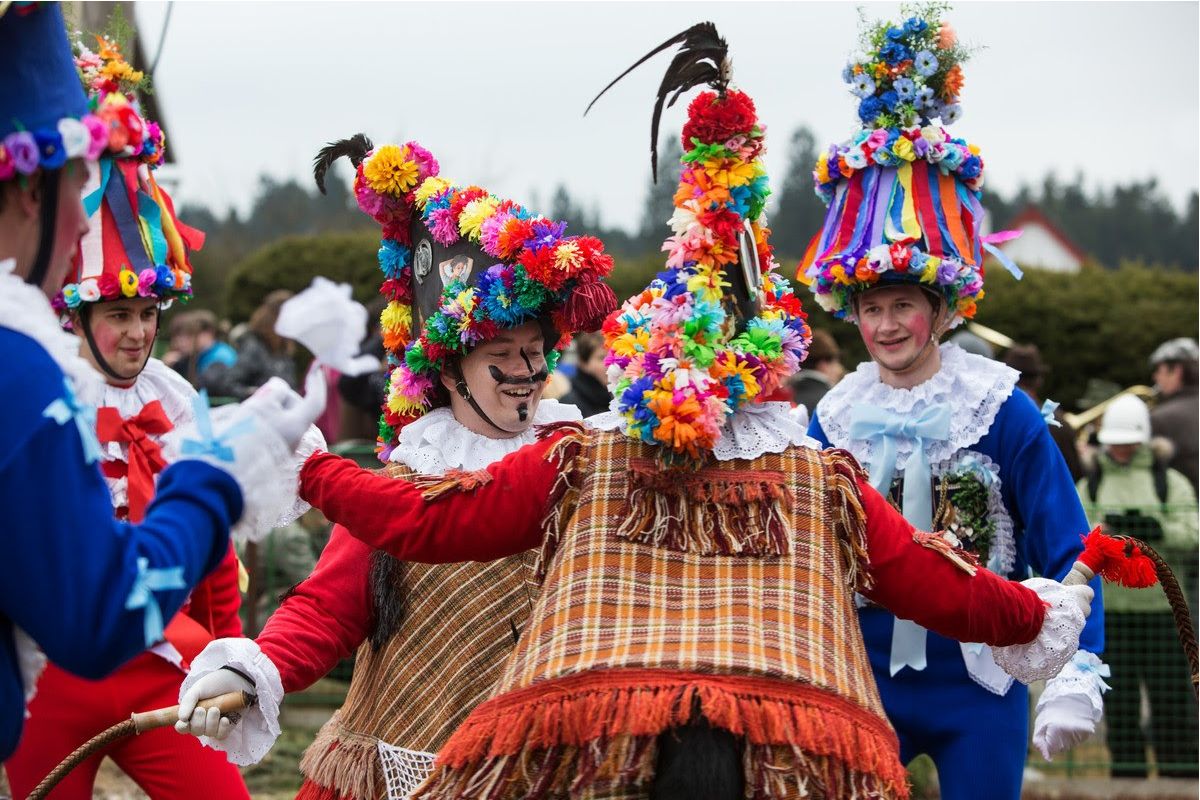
1078, 526, 1159, 588
560, 281, 617, 333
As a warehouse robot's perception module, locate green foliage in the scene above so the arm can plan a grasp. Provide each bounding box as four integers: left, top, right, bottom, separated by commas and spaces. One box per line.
223, 232, 381, 322
973, 262, 1197, 408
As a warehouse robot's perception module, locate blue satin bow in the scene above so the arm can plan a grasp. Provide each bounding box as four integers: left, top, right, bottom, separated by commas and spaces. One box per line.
179, 390, 254, 463
124, 556, 186, 647
850, 402, 952, 675
43, 377, 103, 464
1041, 399, 1062, 428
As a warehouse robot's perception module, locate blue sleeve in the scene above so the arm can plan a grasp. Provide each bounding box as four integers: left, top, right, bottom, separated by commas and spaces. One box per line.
0, 339, 241, 679
992, 389, 1105, 655
808, 409, 831, 448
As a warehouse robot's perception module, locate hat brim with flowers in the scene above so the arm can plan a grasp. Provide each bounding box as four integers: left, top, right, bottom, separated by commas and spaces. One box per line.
798, 8, 1005, 327
590, 23, 813, 462
54, 33, 201, 315
0, 3, 109, 185
313, 135, 617, 460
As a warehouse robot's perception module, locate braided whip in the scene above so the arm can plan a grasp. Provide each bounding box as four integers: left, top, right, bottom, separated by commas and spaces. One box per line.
1063, 527, 1197, 696
26, 690, 254, 800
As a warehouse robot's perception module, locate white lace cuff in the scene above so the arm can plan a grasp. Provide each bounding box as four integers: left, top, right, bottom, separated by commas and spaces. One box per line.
275, 424, 326, 527
1036, 650, 1110, 721
991, 577, 1087, 684
163, 404, 298, 542
179, 637, 284, 766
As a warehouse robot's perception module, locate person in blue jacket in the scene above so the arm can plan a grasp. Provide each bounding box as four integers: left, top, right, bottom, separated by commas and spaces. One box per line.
796, 10, 1107, 799
0, 3, 321, 760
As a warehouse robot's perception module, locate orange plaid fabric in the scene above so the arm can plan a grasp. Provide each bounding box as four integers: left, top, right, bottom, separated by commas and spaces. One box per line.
419, 430, 909, 800
298, 462, 538, 800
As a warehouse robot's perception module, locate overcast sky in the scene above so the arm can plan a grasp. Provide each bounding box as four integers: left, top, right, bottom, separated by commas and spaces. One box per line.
131, 1, 1199, 233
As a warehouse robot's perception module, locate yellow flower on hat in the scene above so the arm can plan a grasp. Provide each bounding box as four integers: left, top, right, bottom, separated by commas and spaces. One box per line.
921, 256, 941, 283
414, 176, 451, 209
892, 137, 916, 162
364, 145, 419, 197
118, 269, 138, 298
458, 197, 499, 242
380, 300, 412, 334
386, 386, 425, 417
553, 240, 584, 273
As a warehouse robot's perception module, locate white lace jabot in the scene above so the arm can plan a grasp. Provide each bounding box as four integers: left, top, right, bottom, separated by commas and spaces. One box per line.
390, 399, 582, 474
816, 343, 1019, 471
589, 401, 817, 461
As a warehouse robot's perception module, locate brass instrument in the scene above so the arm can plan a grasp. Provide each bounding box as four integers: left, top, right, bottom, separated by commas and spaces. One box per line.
1062, 385, 1157, 432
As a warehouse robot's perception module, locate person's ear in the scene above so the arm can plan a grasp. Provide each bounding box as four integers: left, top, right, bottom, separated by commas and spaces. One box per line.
439, 363, 457, 394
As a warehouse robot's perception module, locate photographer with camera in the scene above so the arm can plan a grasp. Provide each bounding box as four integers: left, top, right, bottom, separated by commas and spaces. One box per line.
1078, 393, 1198, 778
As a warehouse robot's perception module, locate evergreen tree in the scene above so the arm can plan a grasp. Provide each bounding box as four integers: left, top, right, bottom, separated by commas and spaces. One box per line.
636, 133, 683, 249
771, 126, 827, 260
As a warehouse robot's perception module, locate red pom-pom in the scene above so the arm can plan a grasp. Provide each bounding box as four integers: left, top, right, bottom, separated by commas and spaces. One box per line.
1078, 526, 1159, 589
681, 90, 758, 148
560, 281, 618, 333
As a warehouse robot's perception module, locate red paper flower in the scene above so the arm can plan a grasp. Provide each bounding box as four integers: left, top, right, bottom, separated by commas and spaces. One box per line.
681, 90, 758, 148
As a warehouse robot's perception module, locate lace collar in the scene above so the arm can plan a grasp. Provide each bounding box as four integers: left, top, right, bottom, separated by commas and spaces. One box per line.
0, 261, 101, 390
390, 399, 582, 475
589, 401, 817, 462
817, 343, 1018, 470
77, 358, 197, 428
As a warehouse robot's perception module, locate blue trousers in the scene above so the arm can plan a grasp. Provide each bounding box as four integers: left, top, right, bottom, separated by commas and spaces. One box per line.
860, 607, 1029, 800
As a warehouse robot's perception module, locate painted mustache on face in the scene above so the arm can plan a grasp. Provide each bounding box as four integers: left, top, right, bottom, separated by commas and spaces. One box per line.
488, 349, 549, 422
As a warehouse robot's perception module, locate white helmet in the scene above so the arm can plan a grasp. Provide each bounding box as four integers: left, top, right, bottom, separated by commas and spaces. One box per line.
1097, 393, 1151, 446
1149, 337, 1199, 366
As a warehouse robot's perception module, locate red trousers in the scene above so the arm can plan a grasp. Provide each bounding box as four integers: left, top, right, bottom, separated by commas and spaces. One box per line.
4, 653, 250, 799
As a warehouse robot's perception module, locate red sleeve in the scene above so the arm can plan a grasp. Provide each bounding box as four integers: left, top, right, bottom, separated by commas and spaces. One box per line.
256, 525, 373, 694
299, 434, 563, 563
186, 542, 243, 639
856, 477, 1045, 646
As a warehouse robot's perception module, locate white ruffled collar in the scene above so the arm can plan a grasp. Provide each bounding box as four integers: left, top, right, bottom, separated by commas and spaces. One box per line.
390, 398, 582, 475
817, 343, 1018, 471
76, 358, 197, 427
589, 401, 818, 462
0, 261, 102, 390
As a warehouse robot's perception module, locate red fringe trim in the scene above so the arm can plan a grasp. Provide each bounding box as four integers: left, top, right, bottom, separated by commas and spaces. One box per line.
914, 530, 980, 575
826, 449, 874, 592
532, 421, 590, 581
415, 468, 493, 500
422, 669, 908, 799
617, 459, 791, 556
294, 779, 356, 800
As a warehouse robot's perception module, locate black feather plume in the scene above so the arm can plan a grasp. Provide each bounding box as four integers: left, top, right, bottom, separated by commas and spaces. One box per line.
584, 22, 729, 182
312, 133, 374, 195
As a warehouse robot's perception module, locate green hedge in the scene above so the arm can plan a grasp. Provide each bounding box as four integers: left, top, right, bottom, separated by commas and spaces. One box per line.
223, 232, 382, 322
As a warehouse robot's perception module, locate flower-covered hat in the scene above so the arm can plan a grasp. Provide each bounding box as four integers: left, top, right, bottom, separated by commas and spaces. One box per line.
0, 3, 108, 184
591, 23, 813, 461
313, 135, 617, 458
54, 34, 202, 313
798, 8, 1012, 326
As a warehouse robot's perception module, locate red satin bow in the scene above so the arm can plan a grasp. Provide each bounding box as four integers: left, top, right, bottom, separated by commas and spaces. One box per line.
96, 400, 174, 523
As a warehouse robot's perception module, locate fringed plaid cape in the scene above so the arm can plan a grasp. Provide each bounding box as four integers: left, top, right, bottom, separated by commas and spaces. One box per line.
414, 427, 910, 800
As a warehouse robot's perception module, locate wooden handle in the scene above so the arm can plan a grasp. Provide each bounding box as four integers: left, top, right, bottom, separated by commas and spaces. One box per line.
130, 690, 254, 734
1062, 561, 1095, 586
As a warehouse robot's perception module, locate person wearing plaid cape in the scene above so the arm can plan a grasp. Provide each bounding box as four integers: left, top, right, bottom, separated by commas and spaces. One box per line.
175, 135, 618, 800
285, 25, 1095, 800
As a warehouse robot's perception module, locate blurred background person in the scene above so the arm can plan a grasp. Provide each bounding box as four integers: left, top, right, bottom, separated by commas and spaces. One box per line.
206, 289, 297, 400
787, 328, 844, 416
163, 309, 237, 391
1148, 337, 1198, 491
559, 332, 612, 418
1077, 393, 1198, 779
948, 329, 995, 360
1005, 343, 1084, 482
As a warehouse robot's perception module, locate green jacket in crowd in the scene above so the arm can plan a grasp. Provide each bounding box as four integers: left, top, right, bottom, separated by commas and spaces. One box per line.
1077, 442, 1198, 613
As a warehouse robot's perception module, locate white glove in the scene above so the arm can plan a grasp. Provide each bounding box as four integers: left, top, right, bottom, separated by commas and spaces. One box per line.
242, 369, 327, 452
175, 667, 254, 740
992, 578, 1093, 684
274, 277, 380, 376
1032, 649, 1110, 761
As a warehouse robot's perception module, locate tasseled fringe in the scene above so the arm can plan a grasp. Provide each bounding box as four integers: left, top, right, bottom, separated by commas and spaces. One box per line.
298, 712, 385, 800
826, 449, 873, 592
532, 421, 590, 581
415, 468, 493, 501
913, 531, 980, 576
294, 780, 356, 800
417, 672, 908, 800
616, 460, 791, 557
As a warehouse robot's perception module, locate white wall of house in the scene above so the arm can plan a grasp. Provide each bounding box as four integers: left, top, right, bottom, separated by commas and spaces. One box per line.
997, 221, 1082, 273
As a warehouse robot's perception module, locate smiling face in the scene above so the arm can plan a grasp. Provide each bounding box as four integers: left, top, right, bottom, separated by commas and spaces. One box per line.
76, 296, 160, 386
854, 284, 948, 389
442, 320, 550, 438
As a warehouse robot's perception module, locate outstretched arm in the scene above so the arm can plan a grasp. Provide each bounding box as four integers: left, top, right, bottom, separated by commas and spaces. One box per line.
299, 430, 571, 562
857, 476, 1047, 647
